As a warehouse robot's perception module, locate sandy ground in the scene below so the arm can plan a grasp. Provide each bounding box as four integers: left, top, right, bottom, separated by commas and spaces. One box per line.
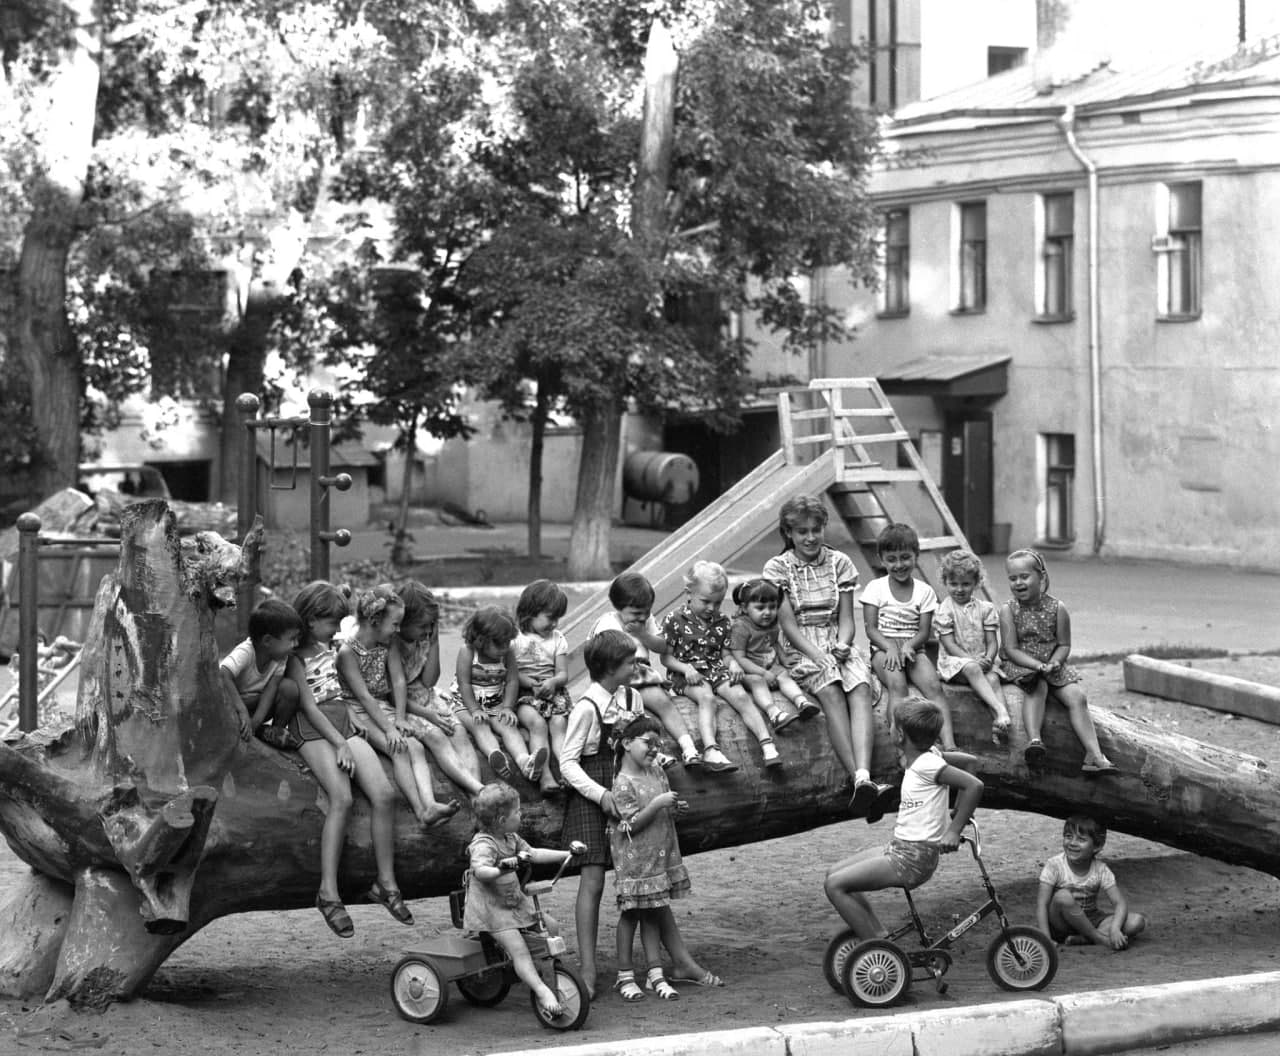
2, 655, 1279, 1055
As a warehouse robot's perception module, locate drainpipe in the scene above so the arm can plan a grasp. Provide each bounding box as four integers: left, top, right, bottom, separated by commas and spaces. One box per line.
1057, 105, 1105, 554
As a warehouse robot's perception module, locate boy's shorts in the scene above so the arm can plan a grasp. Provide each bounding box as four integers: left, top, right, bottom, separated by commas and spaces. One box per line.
887, 838, 940, 890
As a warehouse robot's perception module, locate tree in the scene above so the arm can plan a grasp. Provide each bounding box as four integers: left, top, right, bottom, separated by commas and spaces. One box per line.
457, 1, 880, 578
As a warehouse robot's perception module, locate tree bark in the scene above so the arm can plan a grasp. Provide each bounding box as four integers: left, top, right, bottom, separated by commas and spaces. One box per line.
390, 415, 417, 566
567, 396, 623, 580
13, 0, 101, 495
217, 280, 275, 503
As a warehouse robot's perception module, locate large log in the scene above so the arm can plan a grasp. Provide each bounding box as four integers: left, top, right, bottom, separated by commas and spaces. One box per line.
0, 501, 1278, 1007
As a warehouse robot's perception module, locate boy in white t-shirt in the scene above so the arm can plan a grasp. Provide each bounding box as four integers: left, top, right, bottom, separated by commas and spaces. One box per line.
219, 598, 302, 747
862, 522, 956, 750
1037, 815, 1147, 950
823, 698, 983, 940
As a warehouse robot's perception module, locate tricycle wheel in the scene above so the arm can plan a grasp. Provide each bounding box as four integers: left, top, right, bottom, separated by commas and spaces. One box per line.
987, 925, 1058, 991
532, 962, 591, 1031
841, 939, 912, 1008
457, 966, 512, 1007
821, 928, 859, 992
390, 955, 450, 1024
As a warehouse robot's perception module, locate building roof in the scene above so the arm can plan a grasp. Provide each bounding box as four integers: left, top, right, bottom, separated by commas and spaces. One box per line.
878, 355, 1011, 399
890, 34, 1280, 130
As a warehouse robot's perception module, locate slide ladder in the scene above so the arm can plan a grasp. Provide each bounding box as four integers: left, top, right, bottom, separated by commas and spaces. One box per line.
562, 378, 979, 684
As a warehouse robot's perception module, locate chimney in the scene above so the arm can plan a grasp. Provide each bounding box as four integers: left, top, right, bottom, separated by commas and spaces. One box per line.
1033, 0, 1109, 95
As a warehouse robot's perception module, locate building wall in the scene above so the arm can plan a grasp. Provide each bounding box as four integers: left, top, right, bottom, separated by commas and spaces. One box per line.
809, 99, 1280, 568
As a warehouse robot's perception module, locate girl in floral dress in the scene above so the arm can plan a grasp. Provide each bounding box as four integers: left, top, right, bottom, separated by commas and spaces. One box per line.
763, 495, 887, 814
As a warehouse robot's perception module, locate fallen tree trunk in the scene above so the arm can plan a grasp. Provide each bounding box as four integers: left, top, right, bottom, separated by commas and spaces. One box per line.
0, 502, 1277, 1006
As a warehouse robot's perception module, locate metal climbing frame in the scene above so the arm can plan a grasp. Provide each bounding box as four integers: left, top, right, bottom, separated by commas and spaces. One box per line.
235, 388, 354, 633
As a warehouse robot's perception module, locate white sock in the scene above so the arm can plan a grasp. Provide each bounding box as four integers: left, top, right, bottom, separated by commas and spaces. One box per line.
855, 768, 871, 785
678, 734, 697, 756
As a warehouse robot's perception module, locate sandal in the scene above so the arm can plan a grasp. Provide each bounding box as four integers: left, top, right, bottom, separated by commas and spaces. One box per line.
1081, 758, 1119, 774
366, 880, 414, 925
769, 708, 799, 732
316, 894, 353, 938
1024, 739, 1047, 765
669, 969, 725, 987
523, 746, 549, 783
646, 969, 679, 1000
701, 745, 739, 773
614, 971, 645, 1001
796, 697, 822, 720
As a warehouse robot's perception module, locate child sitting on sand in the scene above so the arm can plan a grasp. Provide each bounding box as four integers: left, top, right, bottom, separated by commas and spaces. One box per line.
1037, 815, 1147, 950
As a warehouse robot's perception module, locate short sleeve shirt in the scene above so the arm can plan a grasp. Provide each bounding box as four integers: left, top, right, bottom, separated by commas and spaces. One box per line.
1039, 854, 1116, 916
660, 605, 732, 676
513, 628, 568, 684
762, 547, 858, 631
220, 638, 285, 706
590, 610, 662, 665
893, 748, 950, 843
860, 576, 938, 639
728, 615, 779, 667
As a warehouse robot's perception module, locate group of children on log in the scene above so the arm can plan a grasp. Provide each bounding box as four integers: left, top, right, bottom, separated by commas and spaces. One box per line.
218, 493, 1145, 1009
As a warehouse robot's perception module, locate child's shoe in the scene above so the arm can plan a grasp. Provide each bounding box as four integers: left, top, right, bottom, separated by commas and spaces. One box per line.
769, 707, 799, 732
655, 751, 679, 770
316, 893, 353, 938
488, 749, 513, 779
760, 738, 783, 768
366, 881, 414, 925
795, 695, 822, 720
646, 967, 680, 1000
523, 746, 549, 783
848, 777, 889, 816
1024, 739, 1047, 766
680, 746, 702, 768
701, 744, 739, 773
865, 782, 900, 824
257, 724, 302, 751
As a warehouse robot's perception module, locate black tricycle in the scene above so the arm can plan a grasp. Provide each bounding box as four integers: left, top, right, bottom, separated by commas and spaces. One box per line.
823, 818, 1058, 1008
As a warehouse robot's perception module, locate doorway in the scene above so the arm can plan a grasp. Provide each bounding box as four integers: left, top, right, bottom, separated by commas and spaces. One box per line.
943, 413, 993, 553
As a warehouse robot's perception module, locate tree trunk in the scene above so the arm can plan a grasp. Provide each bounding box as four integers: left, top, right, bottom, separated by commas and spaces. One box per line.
390, 416, 417, 566
2, 513, 1279, 1009
217, 280, 275, 502
567, 396, 622, 580
526, 378, 549, 560
13, 0, 101, 496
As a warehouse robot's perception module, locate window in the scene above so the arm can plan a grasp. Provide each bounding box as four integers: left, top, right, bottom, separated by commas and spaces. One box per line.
1039, 192, 1074, 318
956, 201, 987, 312
1038, 433, 1076, 544
881, 208, 909, 315
1155, 182, 1202, 318
987, 46, 1027, 76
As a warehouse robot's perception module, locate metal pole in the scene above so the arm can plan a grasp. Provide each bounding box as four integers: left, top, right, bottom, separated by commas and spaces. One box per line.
308, 389, 352, 583
236, 393, 262, 634
17, 513, 40, 732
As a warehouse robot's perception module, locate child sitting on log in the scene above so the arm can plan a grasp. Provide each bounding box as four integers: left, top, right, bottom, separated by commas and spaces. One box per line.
219, 598, 302, 747
393, 580, 485, 800
281, 581, 415, 937
1037, 815, 1147, 950
339, 584, 458, 828
512, 579, 573, 796
824, 698, 982, 940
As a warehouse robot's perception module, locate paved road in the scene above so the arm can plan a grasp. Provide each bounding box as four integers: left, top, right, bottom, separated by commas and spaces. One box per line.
1121, 1032, 1280, 1055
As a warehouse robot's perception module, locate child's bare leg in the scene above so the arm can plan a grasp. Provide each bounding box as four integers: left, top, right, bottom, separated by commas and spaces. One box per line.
491, 715, 533, 775
298, 741, 354, 903
823, 845, 900, 939
1050, 683, 1112, 765
908, 655, 955, 749
466, 715, 506, 767
817, 682, 858, 779
575, 864, 605, 996
273, 678, 300, 729
406, 739, 458, 825
492, 928, 561, 1013
686, 684, 719, 751
418, 725, 484, 797
967, 667, 1012, 735
363, 724, 428, 818
1099, 909, 1148, 939
871, 653, 909, 724
548, 713, 567, 762
717, 682, 772, 743
616, 910, 639, 971
657, 905, 715, 982
1048, 889, 1106, 946
637, 910, 664, 976
516, 704, 554, 787
741, 672, 777, 717
347, 736, 400, 892
1021, 679, 1048, 742
776, 672, 812, 713
847, 683, 877, 776
445, 721, 484, 782
639, 687, 699, 762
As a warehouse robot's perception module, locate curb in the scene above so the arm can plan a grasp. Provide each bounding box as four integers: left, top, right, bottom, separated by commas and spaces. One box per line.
472, 970, 1280, 1056
1123, 654, 1280, 725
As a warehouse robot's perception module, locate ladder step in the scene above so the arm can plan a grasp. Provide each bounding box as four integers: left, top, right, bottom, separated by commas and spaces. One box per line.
835, 408, 897, 418
809, 378, 876, 390
836, 468, 923, 484
833, 431, 910, 446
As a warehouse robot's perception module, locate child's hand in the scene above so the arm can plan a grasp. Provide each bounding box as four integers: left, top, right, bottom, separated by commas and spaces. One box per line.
600, 791, 618, 818
1108, 923, 1129, 950
534, 680, 554, 700
726, 660, 744, 685
495, 708, 519, 728
901, 644, 917, 664
235, 708, 253, 742
683, 668, 705, 687
830, 641, 851, 662
386, 728, 408, 753
978, 655, 994, 672
653, 790, 680, 811
336, 742, 355, 773
938, 829, 962, 852
764, 670, 779, 689
432, 710, 457, 735
883, 644, 902, 671
470, 710, 488, 729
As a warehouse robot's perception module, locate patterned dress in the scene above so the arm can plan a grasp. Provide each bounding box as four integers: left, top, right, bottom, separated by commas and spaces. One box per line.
341, 637, 397, 734
1000, 594, 1080, 688
289, 645, 352, 742
463, 831, 538, 933
610, 765, 691, 911
443, 655, 512, 716
761, 546, 875, 696
934, 596, 1003, 682
513, 628, 571, 718
659, 604, 732, 692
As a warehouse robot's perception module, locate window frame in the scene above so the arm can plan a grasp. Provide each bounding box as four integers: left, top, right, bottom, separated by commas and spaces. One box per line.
1037, 432, 1077, 546
953, 201, 987, 314
1155, 181, 1202, 320
879, 208, 910, 317
1036, 192, 1075, 322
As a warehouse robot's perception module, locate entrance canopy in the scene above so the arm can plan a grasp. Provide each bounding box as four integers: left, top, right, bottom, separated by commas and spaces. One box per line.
877, 354, 1010, 399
